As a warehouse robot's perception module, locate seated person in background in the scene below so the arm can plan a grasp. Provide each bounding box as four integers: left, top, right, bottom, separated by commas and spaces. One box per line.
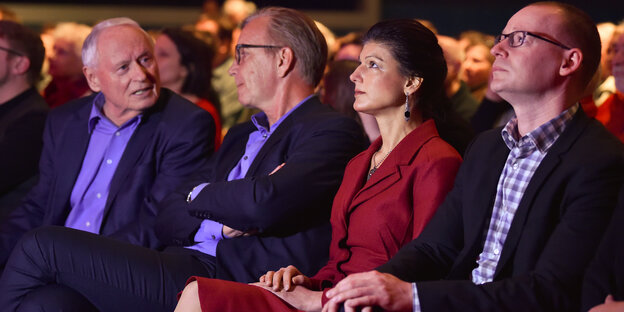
0, 17, 215, 268
461, 41, 495, 102
174, 18, 462, 312
0, 7, 366, 312
582, 188, 624, 311
595, 24, 624, 142
437, 35, 480, 122
43, 22, 92, 108
322, 3, 624, 311
154, 27, 223, 149
594, 22, 617, 106
0, 21, 48, 212
321, 59, 379, 142
334, 32, 363, 62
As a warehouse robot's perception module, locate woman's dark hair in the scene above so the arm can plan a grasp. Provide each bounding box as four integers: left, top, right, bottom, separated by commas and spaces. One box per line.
362, 19, 448, 121
161, 28, 220, 109
362, 19, 474, 155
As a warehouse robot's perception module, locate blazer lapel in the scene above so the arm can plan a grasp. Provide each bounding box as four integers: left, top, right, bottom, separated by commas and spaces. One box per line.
105, 97, 165, 210
494, 110, 589, 277
51, 102, 92, 215
245, 98, 318, 176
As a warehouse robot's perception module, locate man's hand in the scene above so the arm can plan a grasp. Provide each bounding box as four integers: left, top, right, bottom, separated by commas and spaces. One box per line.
222, 225, 248, 238
251, 282, 323, 312
589, 294, 624, 312
323, 271, 413, 312
258, 265, 311, 291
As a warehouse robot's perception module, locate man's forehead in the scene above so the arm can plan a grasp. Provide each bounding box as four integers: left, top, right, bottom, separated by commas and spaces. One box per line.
504, 5, 562, 34
239, 16, 271, 43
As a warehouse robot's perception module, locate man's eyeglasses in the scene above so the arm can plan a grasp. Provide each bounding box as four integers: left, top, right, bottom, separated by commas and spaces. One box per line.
235, 44, 281, 64
495, 31, 571, 50
0, 46, 24, 56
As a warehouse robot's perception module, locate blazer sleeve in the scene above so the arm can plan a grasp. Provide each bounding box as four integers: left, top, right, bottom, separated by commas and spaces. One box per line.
107, 104, 215, 249
188, 116, 365, 236
0, 113, 57, 266
382, 149, 624, 312
581, 188, 624, 311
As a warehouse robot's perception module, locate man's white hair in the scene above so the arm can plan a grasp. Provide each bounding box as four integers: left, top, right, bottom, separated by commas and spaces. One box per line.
81, 17, 152, 67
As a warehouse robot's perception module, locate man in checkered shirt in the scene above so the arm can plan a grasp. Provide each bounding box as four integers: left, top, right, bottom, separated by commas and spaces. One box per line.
322, 3, 624, 312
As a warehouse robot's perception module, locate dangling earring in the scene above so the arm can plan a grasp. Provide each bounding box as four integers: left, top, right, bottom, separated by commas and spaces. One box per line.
404, 92, 411, 122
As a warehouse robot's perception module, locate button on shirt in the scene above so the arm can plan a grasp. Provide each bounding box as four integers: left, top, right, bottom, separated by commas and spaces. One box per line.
65, 93, 141, 234
412, 103, 578, 311
186, 95, 313, 256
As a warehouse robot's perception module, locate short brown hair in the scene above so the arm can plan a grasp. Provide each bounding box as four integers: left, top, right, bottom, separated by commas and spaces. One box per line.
0, 20, 44, 85
242, 7, 328, 87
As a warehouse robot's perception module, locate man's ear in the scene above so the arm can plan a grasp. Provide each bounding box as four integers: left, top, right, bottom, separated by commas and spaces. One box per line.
560, 48, 582, 77
276, 47, 295, 78
11, 56, 30, 76
83, 66, 101, 92
404, 76, 423, 95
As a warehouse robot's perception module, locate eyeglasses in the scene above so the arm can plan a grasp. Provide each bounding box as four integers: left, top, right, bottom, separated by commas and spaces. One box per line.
235, 44, 281, 64
0, 46, 24, 56
495, 31, 571, 50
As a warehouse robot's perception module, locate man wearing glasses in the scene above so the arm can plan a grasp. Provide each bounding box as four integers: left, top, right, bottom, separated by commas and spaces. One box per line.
0, 7, 366, 311
323, 3, 624, 311
0, 21, 48, 212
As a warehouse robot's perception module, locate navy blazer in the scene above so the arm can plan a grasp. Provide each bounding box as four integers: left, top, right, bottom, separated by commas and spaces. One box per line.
378, 109, 624, 311
156, 96, 368, 283
0, 89, 215, 266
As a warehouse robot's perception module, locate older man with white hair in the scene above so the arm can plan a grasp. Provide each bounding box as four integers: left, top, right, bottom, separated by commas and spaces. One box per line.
0, 17, 215, 268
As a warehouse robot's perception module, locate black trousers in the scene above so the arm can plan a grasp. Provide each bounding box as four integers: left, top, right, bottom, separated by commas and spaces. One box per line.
0, 226, 216, 312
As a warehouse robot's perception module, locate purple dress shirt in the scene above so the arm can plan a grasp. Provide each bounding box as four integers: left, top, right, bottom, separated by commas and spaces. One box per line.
64, 93, 141, 234
187, 95, 313, 256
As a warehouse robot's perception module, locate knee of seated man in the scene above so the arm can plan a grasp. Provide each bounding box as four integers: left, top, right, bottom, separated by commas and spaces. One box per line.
17, 284, 97, 312
11, 226, 74, 261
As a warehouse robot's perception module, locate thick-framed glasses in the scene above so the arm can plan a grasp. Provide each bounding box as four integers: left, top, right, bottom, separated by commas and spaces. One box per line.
0, 46, 24, 56
495, 31, 571, 50
235, 44, 281, 64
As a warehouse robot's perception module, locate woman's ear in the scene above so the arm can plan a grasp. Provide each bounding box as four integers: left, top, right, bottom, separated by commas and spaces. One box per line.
404, 76, 423, 95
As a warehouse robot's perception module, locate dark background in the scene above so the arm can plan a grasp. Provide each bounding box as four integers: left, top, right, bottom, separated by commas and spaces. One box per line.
14, 0, 624, 36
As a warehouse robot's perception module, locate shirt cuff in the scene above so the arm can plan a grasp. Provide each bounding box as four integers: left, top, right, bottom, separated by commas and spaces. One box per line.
194, 219, 225, 243
413, 282, 421, 312
188, 182, 209, 202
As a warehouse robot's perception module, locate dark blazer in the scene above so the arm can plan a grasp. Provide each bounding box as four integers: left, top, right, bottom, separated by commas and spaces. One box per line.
0, 88, 48, 198
156, 96, 368, 283
582, 188, 624, 311
0, 89, 215, 266
378, 109, 624, 311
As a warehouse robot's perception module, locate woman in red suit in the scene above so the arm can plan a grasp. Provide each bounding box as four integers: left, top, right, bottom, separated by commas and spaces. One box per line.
175, 19, 461, 312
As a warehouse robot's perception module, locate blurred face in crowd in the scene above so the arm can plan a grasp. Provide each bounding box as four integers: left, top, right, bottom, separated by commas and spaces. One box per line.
490, 5, 570, 99
461, 44, 492, 89
350, 41, 408, 116
154, 34, 187, 93
84, 25, 160, 120
0, 37, 12, 87
228, 16, 280, 109
611, 32, 624, 92
49, 38, 83, 79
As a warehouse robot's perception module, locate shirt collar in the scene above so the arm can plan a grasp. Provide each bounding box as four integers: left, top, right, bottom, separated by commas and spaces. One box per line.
501, 103, 579, 154
88, 92, 142, 133
250, 94, 314, 136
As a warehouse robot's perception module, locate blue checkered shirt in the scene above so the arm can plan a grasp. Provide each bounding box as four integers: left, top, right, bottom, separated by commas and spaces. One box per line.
412, 104, 578, 311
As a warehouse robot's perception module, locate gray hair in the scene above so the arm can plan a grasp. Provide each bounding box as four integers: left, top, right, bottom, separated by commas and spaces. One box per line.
242, 7, 327, 87
82, 17, 152, 67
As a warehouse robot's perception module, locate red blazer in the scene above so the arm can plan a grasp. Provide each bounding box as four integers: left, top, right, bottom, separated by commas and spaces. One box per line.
309, 119, 461, 289
189, 119, 462, 312
595, 92, 624, 142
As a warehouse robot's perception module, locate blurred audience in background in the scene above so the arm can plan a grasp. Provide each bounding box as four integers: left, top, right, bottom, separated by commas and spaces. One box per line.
155, 27, 222, 149
43, 22, 92, 108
